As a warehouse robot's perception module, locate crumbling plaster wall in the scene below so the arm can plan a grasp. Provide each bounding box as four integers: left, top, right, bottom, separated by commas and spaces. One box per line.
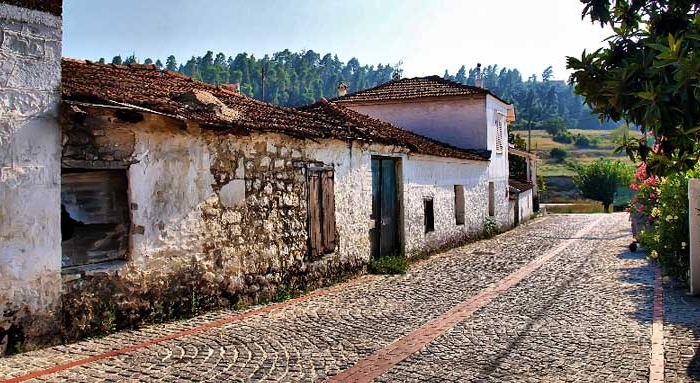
0, 3, 62, 352
59, 108, 381, 337
401, 155, 490, 256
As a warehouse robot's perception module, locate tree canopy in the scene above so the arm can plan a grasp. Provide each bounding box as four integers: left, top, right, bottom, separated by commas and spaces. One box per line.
568, 0, 700, 175
97, 49, 617, 131
575, 159, 634, 212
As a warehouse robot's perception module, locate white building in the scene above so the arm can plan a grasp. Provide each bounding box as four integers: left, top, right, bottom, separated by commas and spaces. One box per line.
332, 75, 527, 228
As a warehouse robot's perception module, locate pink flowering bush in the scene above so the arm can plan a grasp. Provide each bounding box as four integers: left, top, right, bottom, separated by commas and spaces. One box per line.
633, 162, 700, 280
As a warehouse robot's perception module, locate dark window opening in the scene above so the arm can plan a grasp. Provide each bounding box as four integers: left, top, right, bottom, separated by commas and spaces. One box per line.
488, 181, 495, 217
61, 169, 130, 268
424, 198, 434, 233
454, 185, 465, 225
308, 168, 336, 259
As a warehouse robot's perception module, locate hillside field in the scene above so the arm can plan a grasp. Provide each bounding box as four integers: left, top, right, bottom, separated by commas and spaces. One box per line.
515, 129, 641, 177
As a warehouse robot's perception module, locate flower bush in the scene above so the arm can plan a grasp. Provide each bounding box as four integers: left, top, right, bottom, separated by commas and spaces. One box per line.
632, 162, 699, 280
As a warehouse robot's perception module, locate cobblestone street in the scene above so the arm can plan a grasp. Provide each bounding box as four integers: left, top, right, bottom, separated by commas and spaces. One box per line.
1, 213, 698, 382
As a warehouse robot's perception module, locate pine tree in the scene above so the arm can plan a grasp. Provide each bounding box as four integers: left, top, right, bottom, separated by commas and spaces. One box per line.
165, 55, 177, 71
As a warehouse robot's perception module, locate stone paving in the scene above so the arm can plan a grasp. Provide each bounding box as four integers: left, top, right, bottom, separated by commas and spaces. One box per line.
664, 279, 700, 382
0, 213, 693, 382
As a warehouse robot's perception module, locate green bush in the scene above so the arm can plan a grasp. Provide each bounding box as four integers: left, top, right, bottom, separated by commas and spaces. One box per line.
368, 256, 408, 274
549, 147, 568, 163
482, 217, 501, 238
574, 134, 591, 148
636, 163, 699, 280
544, 118, 566, 136
552, 131, 574, 144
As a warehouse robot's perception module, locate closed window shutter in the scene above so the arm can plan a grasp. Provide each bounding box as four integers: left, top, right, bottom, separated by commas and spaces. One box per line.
321, 170, 337, 252
308, 172, 323, 258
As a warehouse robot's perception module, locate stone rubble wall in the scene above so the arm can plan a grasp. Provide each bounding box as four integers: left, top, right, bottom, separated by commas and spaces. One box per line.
59, 108, 379, 340
0, 3, 62, 354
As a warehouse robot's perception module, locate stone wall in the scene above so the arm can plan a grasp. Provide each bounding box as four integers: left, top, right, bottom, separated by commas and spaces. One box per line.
58, 107, 376, 339
0, 3, 62, 354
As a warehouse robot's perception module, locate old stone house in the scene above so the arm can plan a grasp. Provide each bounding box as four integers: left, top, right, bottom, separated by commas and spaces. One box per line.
331, 75, 535, 226
1, 50, 498, 351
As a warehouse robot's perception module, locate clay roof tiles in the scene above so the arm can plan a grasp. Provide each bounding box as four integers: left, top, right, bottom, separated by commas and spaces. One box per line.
61, 59, 488, 161
331, 75, 511, 105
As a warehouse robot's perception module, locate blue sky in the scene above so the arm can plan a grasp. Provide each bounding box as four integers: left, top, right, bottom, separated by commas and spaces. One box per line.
63, 0, 611, 80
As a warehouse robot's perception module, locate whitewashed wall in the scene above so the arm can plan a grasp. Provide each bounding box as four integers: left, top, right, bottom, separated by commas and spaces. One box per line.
344, 95, 513, 229
0, 3, 62, 347
486, 95, 512, 228
519, 189, 533, 222
401, 155, 490, 256
346, 98, 488, 150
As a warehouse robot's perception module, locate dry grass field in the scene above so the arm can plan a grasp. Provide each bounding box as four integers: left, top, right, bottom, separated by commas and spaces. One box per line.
514, 129, 641, 177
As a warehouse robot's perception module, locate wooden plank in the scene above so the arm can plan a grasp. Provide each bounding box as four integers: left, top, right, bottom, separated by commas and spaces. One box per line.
308, 172, 323, 259
321, 170, 337, 252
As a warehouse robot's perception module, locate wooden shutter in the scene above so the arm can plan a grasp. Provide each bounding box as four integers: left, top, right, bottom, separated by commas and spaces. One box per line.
308, 171, 323, 258
321, 170, 336, 252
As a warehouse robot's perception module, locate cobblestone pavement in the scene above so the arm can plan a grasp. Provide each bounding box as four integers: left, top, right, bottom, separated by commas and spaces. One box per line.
0, 214, 669, 382
664, 279, 700, 382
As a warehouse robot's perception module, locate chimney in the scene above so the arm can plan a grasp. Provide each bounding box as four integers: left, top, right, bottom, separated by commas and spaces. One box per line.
337, 81, 348, 97
475, 63, 484, 89
222, 83, 240, 93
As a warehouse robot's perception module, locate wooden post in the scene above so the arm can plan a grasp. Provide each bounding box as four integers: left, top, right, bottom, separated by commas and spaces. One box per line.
689, 179, 700, 295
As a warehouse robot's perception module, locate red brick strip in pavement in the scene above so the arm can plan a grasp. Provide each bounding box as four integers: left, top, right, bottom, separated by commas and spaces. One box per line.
649, 265, 664, 383
1, 275, 379, 383
326, 216, 606, 383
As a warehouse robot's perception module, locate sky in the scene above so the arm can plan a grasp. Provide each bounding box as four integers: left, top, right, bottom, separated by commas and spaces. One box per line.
63, 0, 612, 81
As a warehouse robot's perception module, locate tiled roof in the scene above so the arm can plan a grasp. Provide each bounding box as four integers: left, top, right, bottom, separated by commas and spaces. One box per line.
62, 58, 333, 137
331, 75, 510, 105
509, 179, 534, 193
298, 100, 490, 161
61, 59, 488, 161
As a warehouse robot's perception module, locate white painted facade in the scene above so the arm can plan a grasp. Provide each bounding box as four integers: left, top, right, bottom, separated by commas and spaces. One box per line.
0, 3, 62, 345
401, 155, 490, 255
342, 94, 513, 229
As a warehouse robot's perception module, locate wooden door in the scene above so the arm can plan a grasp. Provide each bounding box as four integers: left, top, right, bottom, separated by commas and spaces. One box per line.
371, 157, 400, 258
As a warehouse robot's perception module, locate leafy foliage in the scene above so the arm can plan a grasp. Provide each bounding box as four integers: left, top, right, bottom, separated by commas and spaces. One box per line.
508, 133, 528, 179
574, 159, 634, 212
549, 147, 568, 163
568, 1, 700, 175
368, 256, 408, 275
481, 217, 501, 239
633, 162, 698, 279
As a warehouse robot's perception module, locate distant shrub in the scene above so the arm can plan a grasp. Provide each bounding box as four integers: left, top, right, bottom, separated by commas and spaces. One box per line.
574, 134, 595, 148
368, 256, 408, 274
552, 131, 573, 144
549, 147, 568, 163
544, 118, 567, 136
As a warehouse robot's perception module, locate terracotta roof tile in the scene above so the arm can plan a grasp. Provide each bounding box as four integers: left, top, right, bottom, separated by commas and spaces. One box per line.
331, 75, 510, 105
61, 59, 488, 161
509, 178, 534, 192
